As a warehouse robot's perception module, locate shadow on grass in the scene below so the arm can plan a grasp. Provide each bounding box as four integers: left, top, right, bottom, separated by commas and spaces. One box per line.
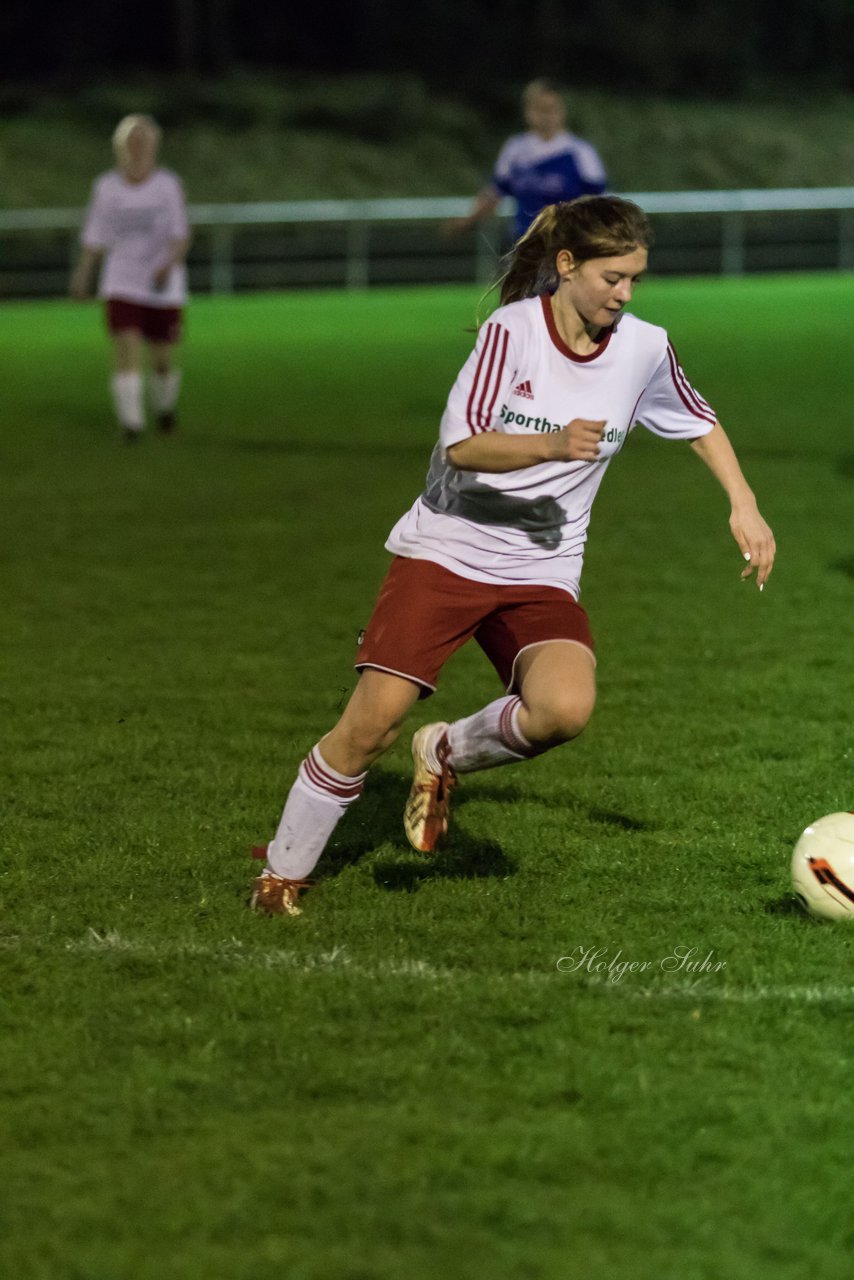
829, 556, 854, 580
764, 895, 808, 918
456, 779, 654, 831
371, 832, 515, 893
311, 767, 652, 890
317, 767, 515, 889
586, 807, 653, 832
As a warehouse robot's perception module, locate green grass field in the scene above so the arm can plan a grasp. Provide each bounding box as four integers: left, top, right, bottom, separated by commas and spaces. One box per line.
1, 276, 853, 1280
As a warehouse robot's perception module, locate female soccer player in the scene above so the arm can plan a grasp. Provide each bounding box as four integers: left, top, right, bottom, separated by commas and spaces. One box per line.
446, 79, 607, 243
70, 115, 191, 440
251, 195, 775, 916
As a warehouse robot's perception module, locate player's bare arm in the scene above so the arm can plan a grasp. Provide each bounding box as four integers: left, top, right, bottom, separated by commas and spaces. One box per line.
70, 246, 104, 298
442, 186, 501, 239
152, 235, 192, 289
447, 418, 606, 472
690, 421, 776, 589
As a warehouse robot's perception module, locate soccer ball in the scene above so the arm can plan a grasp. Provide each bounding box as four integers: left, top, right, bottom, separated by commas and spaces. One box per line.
791, 812, 854, 921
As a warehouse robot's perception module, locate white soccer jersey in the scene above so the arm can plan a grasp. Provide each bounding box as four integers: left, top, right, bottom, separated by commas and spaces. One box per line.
81, 168, 189, 307
386, 295, 716, 599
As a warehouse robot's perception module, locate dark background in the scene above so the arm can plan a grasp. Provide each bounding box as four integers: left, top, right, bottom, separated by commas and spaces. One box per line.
2, 0, 852, 97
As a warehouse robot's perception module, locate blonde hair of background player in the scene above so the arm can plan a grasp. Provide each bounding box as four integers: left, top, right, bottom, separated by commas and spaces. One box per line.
112, 113, 162, 180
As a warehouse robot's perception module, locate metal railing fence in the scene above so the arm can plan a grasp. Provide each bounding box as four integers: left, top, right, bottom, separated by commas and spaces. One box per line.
1, 188, 853, 297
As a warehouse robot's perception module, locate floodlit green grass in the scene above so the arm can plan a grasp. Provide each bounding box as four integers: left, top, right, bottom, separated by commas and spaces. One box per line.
1, 276, 853, 1280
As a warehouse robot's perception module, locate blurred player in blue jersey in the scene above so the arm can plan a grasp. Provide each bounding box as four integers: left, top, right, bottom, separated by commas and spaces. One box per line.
447, 79, 608, 242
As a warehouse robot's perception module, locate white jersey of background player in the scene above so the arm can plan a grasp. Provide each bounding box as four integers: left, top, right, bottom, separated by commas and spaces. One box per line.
388, 296, 715, 600
82, 166, 189, 308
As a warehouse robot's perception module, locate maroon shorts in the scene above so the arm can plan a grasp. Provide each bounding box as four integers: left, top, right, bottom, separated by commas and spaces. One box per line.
106, 299, 183, 344
355, 556, 595, 698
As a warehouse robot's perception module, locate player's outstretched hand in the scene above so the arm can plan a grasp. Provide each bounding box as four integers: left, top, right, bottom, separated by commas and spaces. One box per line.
731, 504, 776, 591
548, 419, 607, 463
440, 217, 472, 240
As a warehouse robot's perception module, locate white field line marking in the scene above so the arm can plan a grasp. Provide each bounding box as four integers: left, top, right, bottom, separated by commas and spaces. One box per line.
1, 930, 853, 1005
0, 930, 447, 979
577, 977, 854, 1005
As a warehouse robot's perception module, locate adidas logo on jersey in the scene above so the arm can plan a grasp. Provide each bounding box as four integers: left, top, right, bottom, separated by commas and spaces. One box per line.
512, 379, 534, 400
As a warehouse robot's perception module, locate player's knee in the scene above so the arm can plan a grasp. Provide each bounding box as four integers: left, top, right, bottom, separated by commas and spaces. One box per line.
339, 715, 401, 763
525, 691, 594, 746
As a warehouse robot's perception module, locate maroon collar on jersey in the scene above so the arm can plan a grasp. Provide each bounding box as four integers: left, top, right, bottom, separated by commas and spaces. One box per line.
540, 294, 615, 363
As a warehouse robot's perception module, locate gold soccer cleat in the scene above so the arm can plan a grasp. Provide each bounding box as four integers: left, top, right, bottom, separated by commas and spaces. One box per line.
249, 846, 311, 917
404, 723, 456, 853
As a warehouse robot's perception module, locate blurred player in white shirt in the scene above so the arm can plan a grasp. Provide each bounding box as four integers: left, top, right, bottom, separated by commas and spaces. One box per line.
249, 195, 776, 918
70, 115, 191, 440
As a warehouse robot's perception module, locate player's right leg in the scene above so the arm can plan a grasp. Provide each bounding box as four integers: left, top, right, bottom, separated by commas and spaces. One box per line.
108, 321, 146, 438
250, 670, 421, 916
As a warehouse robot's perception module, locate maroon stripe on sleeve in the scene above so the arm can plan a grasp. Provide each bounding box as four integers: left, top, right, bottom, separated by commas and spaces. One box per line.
666, 345, 716, 424
667, 340, 714, 416
475, 325, 502, 432
466, 324, 496, 436
667, 343, 715, 420
675, 361, 714, 418
482, 326, 509, 429
465, 323, 510, 435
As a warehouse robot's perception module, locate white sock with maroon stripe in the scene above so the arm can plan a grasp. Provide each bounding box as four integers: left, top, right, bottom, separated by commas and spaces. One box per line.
266, 744, 367, 881
446, 695, 538, 773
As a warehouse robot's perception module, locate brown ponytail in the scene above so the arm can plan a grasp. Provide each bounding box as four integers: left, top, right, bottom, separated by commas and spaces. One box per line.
497, 195, 653, 306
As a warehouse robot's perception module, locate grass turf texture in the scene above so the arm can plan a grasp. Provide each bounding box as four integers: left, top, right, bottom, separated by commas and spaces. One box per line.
2, 276, 853, 1279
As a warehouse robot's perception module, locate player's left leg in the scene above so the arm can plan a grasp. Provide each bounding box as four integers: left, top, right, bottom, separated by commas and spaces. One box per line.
419, 639, 595, 775
407, 642, 595, 852
147, 340, 182, 434
514, 640, 597, 748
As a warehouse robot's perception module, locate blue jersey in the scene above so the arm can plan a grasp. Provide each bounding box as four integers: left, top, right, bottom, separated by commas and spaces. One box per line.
493, 130, 608, 239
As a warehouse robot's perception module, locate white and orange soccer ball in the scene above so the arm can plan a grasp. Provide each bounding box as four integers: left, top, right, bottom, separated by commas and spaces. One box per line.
791, 812, 854, 921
